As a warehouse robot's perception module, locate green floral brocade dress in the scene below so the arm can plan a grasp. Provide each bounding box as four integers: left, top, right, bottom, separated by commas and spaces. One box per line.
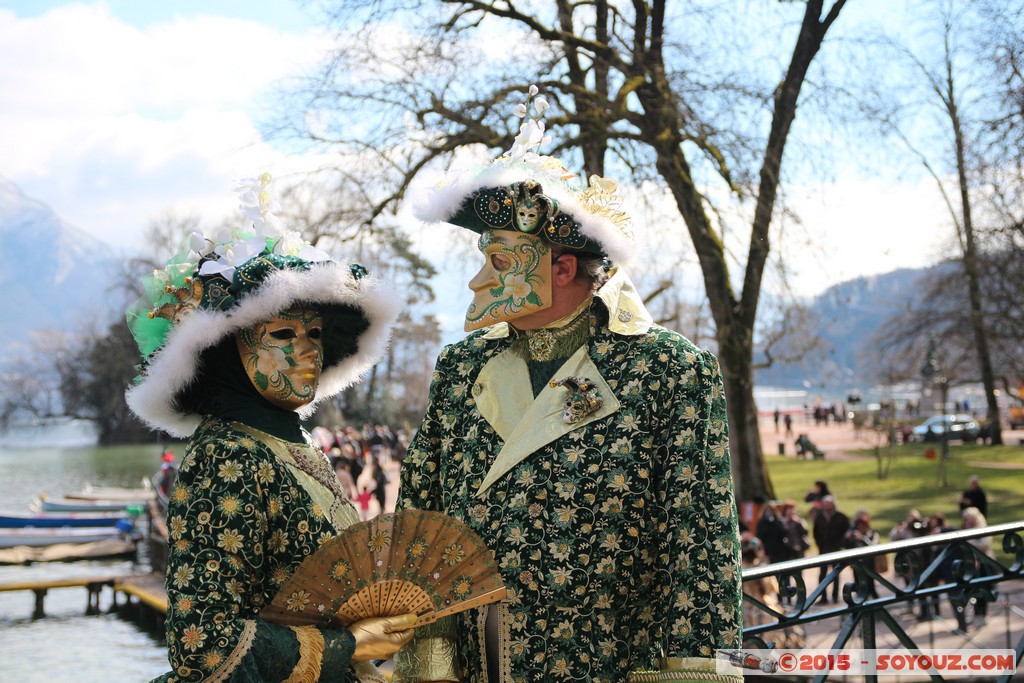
154, 417, 382, 683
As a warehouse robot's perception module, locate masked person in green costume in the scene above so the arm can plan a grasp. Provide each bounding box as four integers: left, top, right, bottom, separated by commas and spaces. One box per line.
126, 174, 412, 683
394, 91, 742, 683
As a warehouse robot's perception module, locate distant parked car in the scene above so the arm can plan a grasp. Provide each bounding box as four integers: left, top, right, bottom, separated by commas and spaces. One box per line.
910, 414, 980, 443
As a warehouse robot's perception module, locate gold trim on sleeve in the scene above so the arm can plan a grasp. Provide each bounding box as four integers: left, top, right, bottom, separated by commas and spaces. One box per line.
284, 625, 324, 683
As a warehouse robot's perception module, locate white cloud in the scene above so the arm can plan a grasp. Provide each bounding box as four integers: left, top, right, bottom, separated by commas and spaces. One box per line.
0, 4, 332, 249
776, 175, 958, 297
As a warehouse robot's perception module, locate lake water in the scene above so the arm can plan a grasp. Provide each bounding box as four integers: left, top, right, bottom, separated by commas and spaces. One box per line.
0, 434, 173, 682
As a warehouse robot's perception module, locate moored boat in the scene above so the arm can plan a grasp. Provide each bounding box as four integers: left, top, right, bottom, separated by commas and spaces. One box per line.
63, 482, 154, 503
0, 525, 130, 549
33, 497, 143, 513
0, 509, 141, 528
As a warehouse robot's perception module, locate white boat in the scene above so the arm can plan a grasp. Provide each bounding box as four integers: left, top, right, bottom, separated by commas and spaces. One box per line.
32, 497, 143, 513
64, 481, 154, 503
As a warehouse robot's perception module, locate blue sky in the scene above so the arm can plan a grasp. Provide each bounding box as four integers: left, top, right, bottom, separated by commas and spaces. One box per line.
0, 0, 955, 306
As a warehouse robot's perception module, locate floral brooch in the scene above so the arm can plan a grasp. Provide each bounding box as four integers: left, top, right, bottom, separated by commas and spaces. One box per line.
548, 376, 603, 424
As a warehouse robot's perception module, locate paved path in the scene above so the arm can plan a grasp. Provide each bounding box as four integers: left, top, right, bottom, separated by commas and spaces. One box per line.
759, 416, 881, 461
966, 460, 1024, 470
759, 416, 1024, 462
796, 574, 1024, 679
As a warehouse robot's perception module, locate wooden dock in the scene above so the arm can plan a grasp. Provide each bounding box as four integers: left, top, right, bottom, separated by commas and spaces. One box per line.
114, 572, 167, 612
112, 572, 167, 633
0, 575, 116, 617
0, 571, 167, 625
0, 538, 137, 564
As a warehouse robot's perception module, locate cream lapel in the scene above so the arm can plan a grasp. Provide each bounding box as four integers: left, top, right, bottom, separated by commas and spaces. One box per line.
474, 348, 533, 442
476, 344, 620, 497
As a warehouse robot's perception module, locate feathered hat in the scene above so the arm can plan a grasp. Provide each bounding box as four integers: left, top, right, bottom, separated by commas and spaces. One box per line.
125, 173, 401, 437
414, 86, 636, 268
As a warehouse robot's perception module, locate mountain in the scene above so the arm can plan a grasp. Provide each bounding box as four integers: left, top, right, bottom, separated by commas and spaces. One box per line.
754, 265, 951, 391
0, 177, 122, 363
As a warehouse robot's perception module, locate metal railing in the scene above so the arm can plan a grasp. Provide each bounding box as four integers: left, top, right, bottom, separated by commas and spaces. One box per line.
741, 521, 1024, 682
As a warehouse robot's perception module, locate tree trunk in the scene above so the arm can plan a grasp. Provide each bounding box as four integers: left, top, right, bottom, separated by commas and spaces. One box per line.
718, 330, 775, 503
632, 0, 846, 502
946, 38, 1004, 444
639, 99, 773, 500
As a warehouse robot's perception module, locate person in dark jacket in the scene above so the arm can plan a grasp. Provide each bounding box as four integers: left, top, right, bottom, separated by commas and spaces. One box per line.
804, 479, 832, 522
812, 495, 850, 603
756, 502, 793, 564
959, 475, 988, 517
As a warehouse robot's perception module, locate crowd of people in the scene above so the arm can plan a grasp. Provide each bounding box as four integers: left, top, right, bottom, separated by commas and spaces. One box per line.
739, 475, 996, 636
309, 423, 411, 520
771, 403, 848, 430
888, 476, 994, 633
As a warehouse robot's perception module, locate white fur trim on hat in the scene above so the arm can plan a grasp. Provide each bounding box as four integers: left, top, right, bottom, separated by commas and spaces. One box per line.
414, 162, 637, 269
125, 263, 402, 438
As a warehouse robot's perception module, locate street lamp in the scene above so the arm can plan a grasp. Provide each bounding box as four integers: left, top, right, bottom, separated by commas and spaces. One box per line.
920, 337, 950, 486
920, 338, 941, 411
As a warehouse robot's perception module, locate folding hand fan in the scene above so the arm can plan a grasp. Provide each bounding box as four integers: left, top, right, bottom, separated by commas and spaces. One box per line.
262, 509, 507, 629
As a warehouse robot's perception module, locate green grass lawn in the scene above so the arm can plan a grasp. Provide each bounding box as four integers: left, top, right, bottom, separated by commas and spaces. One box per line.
762, 441, 1023, 535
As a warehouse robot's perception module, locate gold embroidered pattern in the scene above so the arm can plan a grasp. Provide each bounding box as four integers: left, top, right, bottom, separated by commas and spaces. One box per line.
577, 175, 633, 238
627, 657, 742, 683
497, 602, 512, 683
476, 608, 490, 681
513, 307, 593, 362
286, 441, 348, 521
352, 661, 389, 682
391, 621, 462, 681
285, 625, 324, 683
148, 276, 204, 324
627, 672, 742, 682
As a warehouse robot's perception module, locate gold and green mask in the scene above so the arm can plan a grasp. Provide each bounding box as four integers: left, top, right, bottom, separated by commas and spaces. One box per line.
236, 306, 325, 410
465, 230, 552, 331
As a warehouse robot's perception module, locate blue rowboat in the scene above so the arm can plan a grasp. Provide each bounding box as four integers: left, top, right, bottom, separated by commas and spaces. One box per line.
0, 510, 139, 528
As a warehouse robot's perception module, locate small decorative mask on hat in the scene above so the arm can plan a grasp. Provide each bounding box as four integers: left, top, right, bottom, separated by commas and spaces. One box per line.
465, 229, 552, 331
236, 306, 325, 410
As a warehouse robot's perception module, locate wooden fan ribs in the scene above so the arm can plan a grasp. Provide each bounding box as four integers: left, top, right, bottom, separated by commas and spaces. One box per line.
263, 510, 506, 629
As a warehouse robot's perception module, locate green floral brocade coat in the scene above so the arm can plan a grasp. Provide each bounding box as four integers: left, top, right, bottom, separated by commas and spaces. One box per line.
154, 417, 382, 683
395, 274, 743, 683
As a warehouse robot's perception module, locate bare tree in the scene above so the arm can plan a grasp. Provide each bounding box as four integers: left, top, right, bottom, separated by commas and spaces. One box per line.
869, 1, 1024, 443
279, 0, 851, 501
